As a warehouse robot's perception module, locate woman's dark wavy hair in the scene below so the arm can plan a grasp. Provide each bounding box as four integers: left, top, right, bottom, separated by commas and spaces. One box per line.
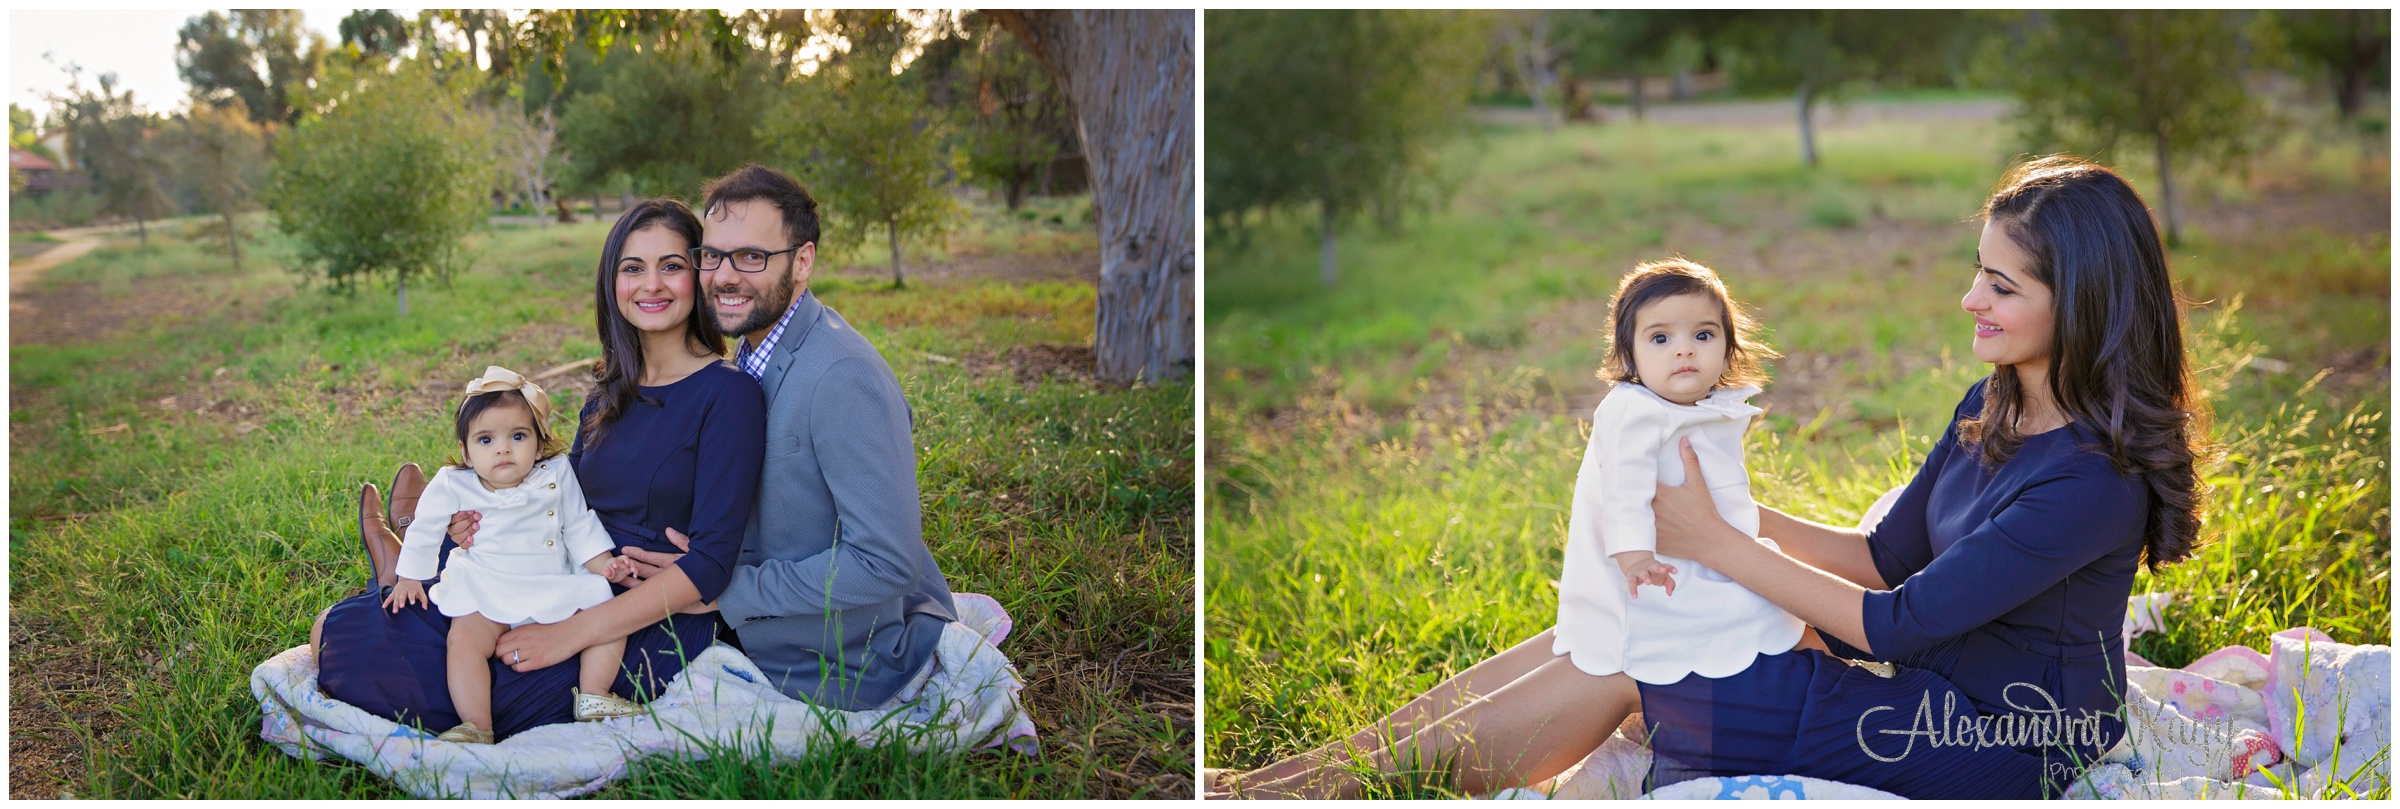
1597, 257, 1778, 389
1961, 155, 2211, 572
581, 199, 725, 448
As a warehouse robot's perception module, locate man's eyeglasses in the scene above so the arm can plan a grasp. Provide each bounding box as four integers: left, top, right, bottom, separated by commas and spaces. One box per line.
691, 245, 804, 273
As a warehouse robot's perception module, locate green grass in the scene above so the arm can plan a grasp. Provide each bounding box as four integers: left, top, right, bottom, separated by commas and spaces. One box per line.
9, 211, 1193, 798
1204, 107, 2388, 798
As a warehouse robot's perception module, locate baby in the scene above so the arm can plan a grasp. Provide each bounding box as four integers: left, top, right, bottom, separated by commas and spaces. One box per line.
1550, 259, 1807, 685
382, 366, 642, 743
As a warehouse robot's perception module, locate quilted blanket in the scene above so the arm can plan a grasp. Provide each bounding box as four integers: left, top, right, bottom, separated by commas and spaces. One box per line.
252, 592, 1038, 798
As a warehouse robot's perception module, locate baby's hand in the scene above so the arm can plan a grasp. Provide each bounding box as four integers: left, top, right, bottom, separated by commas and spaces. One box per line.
603, 555, 639, 583
1620, 556, 1678, 599
383, 579, 429, 613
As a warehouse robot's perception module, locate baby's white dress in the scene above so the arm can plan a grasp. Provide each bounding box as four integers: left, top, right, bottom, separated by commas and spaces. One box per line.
393, 460, 618, 626
1551, 383, 1807, 684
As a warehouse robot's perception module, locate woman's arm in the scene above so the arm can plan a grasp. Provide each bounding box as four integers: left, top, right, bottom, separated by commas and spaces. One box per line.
1654, 438, 1877, 653
1756, 506, 1887, 590
494, 562, 702, 672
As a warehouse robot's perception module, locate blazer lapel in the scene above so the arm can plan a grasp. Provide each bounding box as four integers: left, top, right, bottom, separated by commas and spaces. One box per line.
758, 290, 825, 403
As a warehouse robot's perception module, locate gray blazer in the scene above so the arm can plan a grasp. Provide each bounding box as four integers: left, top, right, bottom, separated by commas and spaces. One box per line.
715, 290, 958, 710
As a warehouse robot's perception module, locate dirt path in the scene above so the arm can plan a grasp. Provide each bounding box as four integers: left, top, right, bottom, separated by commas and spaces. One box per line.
10, 231, 106, 295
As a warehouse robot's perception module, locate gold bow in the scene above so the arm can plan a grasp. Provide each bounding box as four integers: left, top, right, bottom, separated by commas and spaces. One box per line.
461, 365, 552, 427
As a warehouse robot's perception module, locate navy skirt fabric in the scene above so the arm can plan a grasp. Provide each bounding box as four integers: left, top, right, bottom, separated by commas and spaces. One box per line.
1637, 648, 2082, 799
318, 564, 725, 741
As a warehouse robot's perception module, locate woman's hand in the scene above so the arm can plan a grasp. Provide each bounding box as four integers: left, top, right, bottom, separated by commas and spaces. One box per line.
493, 621, 588, 673
617, 527, 693, 583
382, 579, 429, 614
447, 510, 482, 549
1652, 437, 1739, 564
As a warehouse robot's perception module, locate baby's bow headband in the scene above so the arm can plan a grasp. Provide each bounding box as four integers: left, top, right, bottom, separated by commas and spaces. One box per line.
462, 365, 552, 427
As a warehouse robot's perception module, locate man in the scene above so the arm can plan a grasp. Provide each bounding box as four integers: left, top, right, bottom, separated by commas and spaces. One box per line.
629, 163, 959, 711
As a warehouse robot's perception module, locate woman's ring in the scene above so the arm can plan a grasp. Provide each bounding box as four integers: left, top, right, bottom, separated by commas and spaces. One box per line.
512, 650, 523, 663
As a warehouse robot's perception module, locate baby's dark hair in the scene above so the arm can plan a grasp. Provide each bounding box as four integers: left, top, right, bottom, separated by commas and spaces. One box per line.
1597, 257, 1778, 388
444, 389, 567, 470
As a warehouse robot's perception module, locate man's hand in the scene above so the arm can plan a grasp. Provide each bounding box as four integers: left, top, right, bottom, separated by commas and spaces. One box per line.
383, 579, 430, 613
447, 510, 482, 549
617, 527, 694, 583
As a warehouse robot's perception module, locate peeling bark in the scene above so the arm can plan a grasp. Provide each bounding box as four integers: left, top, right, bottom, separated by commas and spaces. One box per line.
993, 10, 1195, 383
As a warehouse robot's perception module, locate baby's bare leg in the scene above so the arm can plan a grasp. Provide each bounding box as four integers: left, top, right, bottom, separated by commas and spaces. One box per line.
578, 633, 629, 699
447, 613, 505, 731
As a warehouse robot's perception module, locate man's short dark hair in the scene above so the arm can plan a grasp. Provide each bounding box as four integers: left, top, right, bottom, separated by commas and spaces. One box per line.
700, 163, 821, 250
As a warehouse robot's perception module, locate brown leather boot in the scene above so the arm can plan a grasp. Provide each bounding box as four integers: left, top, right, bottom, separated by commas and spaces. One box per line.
358, 483, 404, 589
388, 462, 428, 533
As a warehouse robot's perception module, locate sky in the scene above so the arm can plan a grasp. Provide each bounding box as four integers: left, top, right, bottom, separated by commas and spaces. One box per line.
10, 9, 354, 119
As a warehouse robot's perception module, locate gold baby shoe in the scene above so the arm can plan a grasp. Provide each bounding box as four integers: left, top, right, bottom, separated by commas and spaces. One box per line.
436, 722, 495, 744
573, 687, 641, 722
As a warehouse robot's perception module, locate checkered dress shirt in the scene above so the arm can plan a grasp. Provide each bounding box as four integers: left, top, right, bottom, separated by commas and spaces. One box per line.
736, 298, 803, 381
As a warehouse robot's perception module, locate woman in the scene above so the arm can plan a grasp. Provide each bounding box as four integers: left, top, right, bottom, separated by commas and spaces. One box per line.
314, 199, 766, 739
1220, 156, 2207, 799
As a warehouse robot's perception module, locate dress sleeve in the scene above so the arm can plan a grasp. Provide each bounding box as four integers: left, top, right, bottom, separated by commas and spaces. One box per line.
674, 372, 766, 603
1858, 453, 2145, 658
717, 357, 922, 622
552, 463, 617, 568
1861, 384, 1982, 588
395, 472, 460, 581
1579, 393, 1670, 558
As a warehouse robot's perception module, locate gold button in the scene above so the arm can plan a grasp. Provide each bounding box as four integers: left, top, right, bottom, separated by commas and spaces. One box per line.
549, 483, 557, 489
547, 510, 555, 516
546, 540, 555, 547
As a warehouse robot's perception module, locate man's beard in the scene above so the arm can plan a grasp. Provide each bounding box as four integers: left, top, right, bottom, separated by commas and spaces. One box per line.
713, 268, 799, 338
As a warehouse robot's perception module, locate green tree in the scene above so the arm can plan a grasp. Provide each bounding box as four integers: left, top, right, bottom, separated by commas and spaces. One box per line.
772, 31, 965, 288
266, 61, 495, 315
169, 102, 267, 270
53, 71, 175, 247
1717, 10, 1969, 168
1205, 9, 1487, 286
2274, 10, 2390, 121
175, 10, 325, 126
337, 9, 412, 59
554, 34, 776, 200
1985, 10, 2270, 245
10, 103, 52, 158
960, 16, 1076, 210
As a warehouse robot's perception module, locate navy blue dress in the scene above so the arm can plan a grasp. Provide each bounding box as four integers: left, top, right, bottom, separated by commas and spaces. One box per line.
1636, 381, 2146, 799
319, 362, 766, 739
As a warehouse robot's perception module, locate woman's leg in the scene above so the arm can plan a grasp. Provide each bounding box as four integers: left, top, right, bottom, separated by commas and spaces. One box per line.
1224, 628, 1566, 792
1243, 658, 1641, 799
446, 613, 505, 731
577, 635, 629, 698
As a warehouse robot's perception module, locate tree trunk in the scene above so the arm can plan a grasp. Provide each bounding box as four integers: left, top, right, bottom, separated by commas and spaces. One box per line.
592, 191, 603, 217
2155, 129, 2179, 246
1006, 177, 1028, 211
993, 10, 1195, 383
555, 195, 576, 223
223, 210, 241, 272
135, 214, 149, 249
1630, 73, 1647, 121
888, 220, 905, 288
1672, 69, 1694, 100
2336, 65, 2367, 120
1319, 203, 1339, 287
397, 274, 410, 317
1796, 85, 1819, 168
